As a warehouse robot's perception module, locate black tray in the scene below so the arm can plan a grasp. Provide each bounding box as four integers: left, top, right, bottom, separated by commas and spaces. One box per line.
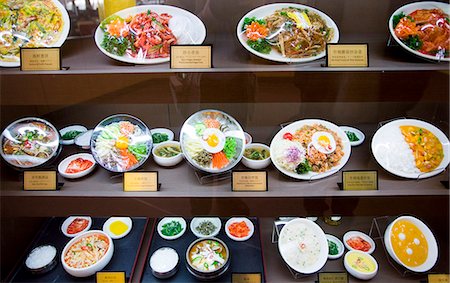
8, 217, 148, 283
141, 217, 265, 282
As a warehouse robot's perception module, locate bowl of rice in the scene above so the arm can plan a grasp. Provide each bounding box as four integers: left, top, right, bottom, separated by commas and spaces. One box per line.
61, 230, 114, 277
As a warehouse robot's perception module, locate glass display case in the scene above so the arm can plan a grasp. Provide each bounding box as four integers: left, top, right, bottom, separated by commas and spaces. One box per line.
1, 0, 449, 282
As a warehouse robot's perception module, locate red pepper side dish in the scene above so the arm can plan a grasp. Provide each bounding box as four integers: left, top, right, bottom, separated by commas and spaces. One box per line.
228, 221, 250, 238
346, 236, 371, 252
65, 158, 93, 174
67, 218, 89, 234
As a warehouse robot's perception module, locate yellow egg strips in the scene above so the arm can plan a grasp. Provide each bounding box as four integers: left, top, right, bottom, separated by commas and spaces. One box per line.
391, 219, 428, 267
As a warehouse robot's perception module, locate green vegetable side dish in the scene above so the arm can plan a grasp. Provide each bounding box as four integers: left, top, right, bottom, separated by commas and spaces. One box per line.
244, 147, 270, 160
345, 131, 360, 142
100, 15, 134, 57
223, 137, 237, 159
295, 159, 312, 174
152, 133, 169, 144
328, 239, 339, 255
161, 220, 183, 236
195, 220, 217, 236
155, 145, 181, 158
61, 130, 82, 140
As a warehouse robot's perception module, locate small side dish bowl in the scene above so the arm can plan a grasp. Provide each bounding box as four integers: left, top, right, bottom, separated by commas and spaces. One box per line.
340, 126, 365, 147
244, 132, 252, 145
58, 153, 96, 179
225, 217, 254, 241
74, 129, 93, 149
61, 230, 114, 277
326, 234, 344, 259
344, 250, 378, 280
152, 141, 183, 167
190, 217, 221, 238
157, 217, 187, 240
242, 143, 271, 169
60, 125, 87, 145
151, 128, 175, 144
343, 231, 376, 254
150, 247, 179, 279
102, 217, 133, 239
61, 216, 92, 237
25, 245, 58, 275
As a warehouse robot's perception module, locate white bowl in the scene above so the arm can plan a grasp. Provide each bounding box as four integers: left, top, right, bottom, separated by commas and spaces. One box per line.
74, 129, 93, 149
326, 234, 344, 259
58, 153, 96, 179
59, 125, 87, 145
225, 217, 254, 241
61, 216, 92, 237
102, 217, 133, 239
61, 230, 114, 277
190, 217, 221, 238
157, 217, 186, 240
242, 143, 271, 169
340, 126, 365, 147
384, 215, 438, 273
343, 231, 376, 254
244, 132, 252, 145
151, 128, 175, 144
344, 250, 378, 280
152, 141, 183, 167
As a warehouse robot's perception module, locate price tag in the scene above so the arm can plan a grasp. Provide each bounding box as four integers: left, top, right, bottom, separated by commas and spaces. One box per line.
123, 172, 158, 192
326, 44, 368, 67
232, 171, 268, 192
232, 273, 262, 283
170, 45, 212, 69
429, 274, 450, 283
20, 48, 61, 71
96, 271, 126, 283
318, 272, 349, 283
23, 171, 58, 191
342, 170, 378, 191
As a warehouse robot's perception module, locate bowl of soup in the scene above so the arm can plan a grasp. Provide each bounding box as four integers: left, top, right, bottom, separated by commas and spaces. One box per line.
242, 143, 271, 169
152, 141, 183, 167
185, 237, 230, 280
344, 250, 378, 280
384, 215, 438, 273
61, 230, 114, 277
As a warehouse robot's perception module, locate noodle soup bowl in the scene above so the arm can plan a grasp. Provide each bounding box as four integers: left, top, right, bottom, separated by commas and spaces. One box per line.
61, 230, 114, 277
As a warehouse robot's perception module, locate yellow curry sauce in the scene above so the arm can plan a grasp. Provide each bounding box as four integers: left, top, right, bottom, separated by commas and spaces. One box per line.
390, 219, 428, 267
400, 126, 444, 172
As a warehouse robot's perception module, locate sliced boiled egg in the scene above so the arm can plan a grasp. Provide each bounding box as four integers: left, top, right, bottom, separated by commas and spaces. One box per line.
201, 128, 225, 153
311, 131, 336, 154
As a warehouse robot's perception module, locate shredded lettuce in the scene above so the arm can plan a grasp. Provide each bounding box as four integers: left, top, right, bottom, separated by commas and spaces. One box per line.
128, 143, 148, 161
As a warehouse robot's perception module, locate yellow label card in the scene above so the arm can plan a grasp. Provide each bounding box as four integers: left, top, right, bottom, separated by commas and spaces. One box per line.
123, 172, 158, 192
23, 171, 57, 191
318, 272, 348, 283
232, 171, 267, 192
20, 48, 61, 71
429, 274, 450, 283
96, 271, 126, 283
326, 44, 368, 67
232, 273, 262, 283
170, 45, 212, 69
342, 171, 378, 191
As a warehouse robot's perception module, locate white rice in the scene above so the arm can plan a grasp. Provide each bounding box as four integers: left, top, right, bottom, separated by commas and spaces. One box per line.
273, 140, 306, 172
25, 245, 56, 270
150, 247, 178, 273
375, 127, 419, 174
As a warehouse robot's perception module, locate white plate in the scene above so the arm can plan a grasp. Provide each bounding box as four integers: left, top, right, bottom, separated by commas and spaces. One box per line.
74, 129, 93, 149
94, 5, 206, 64
343, 231, 376, 254
389, 2, 450, 62
270, 119, 351, 180
371, 119, 450, 179
58, 153, 96, 179
236, 3, 339, 63
190, 217, 221, 238
340, 126, 365, 147
326, 234, 344, 259
1, 0, 70, 67
151, 128, 175, 143
384, 215, 438, 273
225, 217, 254, 241
60, 125, 88, 145
61, 216, 92, 237
278, 218, 328, 274
157, 217, 186, 240
102, 217, 133, 239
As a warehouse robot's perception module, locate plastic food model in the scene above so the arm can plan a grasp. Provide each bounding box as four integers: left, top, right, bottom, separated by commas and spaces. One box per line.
1, 117, 60, 169
91, 114, 152, 172
180, 110, 245, 173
